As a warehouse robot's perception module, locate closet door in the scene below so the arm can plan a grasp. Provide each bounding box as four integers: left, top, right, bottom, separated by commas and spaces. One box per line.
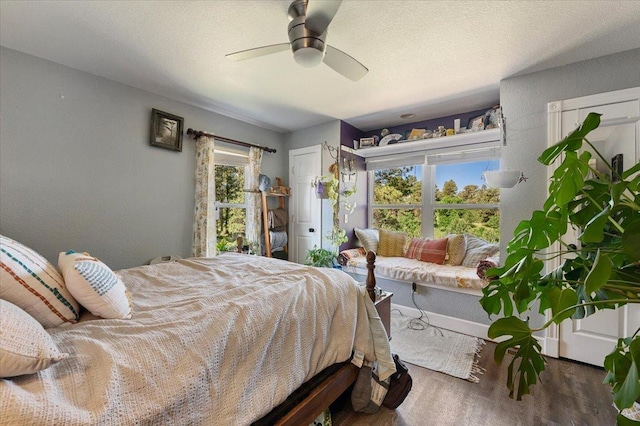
549, 88, 640, 366
289, 145, 322, 264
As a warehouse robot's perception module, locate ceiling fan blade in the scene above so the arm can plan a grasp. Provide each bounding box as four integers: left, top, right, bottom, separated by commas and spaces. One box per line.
323, 45, 368, 81
225, 43, 290, 61
305, 0, 343, 35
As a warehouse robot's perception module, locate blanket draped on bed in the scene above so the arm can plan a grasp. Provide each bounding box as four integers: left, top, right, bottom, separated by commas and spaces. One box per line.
1, 254, 393, 425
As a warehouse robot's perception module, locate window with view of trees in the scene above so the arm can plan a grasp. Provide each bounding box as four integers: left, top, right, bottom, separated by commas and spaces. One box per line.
372, 166, 422, 238
434, 161, 500, 243
215, 164, 246, 250
369, 158, 500, 243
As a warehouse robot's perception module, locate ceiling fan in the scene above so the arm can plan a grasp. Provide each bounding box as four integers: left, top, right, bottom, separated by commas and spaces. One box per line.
225, 0, 368, 81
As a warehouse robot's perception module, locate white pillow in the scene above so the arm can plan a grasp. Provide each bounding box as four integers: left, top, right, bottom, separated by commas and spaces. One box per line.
0, 234, 79, 328
0, 299, 68, 378
462, 234, 500, 268
354, 228, 379, 253
58, 251, 132, 319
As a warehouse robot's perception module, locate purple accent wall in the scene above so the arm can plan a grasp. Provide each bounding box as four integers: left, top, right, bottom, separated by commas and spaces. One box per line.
340, 120, 364, 148
363, 107, 494, 141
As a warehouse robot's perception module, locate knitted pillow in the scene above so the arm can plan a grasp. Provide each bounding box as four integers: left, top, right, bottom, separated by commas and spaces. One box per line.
444, 234, 467, 266
354, 228, 379, 253
0, 299, 68, 378
378, 230, 407, 257
0, 235, 79, 328
462, 235, 500, 268
58, 251, 132, 320
405, 237, 448, 264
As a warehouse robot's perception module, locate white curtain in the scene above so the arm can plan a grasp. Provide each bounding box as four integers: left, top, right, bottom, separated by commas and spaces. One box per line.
192, 136, 216, 257
245, 147, 263, 246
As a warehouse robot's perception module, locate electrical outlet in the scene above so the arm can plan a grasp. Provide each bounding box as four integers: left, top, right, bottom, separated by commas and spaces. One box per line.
412, 282, 417, 293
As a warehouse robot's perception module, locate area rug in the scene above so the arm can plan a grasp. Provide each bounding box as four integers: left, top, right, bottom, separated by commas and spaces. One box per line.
390, 311, 485, 383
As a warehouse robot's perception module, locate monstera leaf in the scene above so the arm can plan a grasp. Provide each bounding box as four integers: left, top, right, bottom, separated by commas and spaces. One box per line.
480, 112, 640, 423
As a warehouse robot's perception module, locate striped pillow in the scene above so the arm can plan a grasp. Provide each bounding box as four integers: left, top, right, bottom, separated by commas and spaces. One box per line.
462, 234, 500, 268
405, 237, 448, 264
0, 235, 79, 328
378, 230, 407, 257
444, 234, 467, 266
354, 228, 379, 253
58, 251, 132, 320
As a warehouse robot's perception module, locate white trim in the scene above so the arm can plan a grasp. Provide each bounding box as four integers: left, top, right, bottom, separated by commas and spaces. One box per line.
560, 86, 640, 111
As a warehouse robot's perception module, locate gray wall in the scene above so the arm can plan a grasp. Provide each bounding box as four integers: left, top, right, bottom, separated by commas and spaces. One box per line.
500, 48, 640, 256
284, 120, 341, 250
0, 47, 286, 270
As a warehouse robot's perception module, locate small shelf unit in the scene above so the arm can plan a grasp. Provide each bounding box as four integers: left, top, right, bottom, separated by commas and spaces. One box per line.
261, 191, 288, 258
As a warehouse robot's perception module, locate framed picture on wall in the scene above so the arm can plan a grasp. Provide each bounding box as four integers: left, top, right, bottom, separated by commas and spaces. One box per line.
150, 109, 184, 152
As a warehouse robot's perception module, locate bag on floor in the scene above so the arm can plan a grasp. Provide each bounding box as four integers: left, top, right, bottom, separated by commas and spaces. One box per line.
351, 361, 390, 414
382, 354, 412, 409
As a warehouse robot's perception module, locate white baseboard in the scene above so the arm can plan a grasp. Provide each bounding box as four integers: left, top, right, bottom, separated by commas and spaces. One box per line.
391, 303, 490, 340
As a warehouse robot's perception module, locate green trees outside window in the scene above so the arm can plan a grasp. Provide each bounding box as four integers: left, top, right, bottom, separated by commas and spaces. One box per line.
215, 164, 246, 251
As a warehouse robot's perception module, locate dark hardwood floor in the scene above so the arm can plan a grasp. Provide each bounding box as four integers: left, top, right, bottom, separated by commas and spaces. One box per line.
332, 341, 617, 426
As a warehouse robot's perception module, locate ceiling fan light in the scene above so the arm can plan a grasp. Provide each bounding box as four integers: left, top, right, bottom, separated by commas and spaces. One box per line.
484, 170, 522, 188
293, 47, 324, 67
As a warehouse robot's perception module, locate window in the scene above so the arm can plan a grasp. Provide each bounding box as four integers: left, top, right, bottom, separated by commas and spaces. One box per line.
214, 149, 248, 251
370, 165, 423, 238
434, 160, 500, 243
368, 149, 500, 243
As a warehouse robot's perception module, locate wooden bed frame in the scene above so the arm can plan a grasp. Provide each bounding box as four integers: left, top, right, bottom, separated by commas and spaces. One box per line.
236, 238, 378, 425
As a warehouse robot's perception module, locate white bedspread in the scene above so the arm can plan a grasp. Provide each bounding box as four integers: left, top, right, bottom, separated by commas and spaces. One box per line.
343, 255, 487, 290
0, 253, 393, 425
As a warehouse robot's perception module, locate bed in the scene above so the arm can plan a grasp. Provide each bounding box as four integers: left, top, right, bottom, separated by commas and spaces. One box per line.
0, 251, 394, 425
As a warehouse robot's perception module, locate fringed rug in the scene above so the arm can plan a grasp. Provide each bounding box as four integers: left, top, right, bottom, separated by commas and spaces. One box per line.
390, 311, 485, 383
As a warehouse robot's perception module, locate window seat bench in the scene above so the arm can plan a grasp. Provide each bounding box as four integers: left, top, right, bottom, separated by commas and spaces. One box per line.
342, 254, 488, 294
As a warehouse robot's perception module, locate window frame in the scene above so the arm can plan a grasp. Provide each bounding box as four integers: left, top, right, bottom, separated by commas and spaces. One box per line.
214, 148, 249, 240
367, 151, 501, 241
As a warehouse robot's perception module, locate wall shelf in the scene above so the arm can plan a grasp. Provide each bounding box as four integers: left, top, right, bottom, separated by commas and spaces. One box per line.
342, 128, 500, 158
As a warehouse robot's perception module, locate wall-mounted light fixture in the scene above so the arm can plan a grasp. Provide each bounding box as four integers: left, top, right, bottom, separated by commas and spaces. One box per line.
483, 109, 528, 188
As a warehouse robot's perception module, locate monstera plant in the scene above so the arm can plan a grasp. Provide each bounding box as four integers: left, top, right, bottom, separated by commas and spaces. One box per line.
480, 113, 640, 423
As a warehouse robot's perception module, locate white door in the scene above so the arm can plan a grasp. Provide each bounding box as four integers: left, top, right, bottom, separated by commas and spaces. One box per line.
289, 145, 322, 264
549, 88, 640, 366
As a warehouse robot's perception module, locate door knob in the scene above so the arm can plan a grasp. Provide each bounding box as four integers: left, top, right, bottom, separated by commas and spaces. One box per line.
309, 228, 315, 232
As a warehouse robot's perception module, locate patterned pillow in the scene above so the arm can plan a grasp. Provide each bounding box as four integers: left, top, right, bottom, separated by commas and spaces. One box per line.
0, 235, 79, 328
462, 234, 500, 268
444, 234, 467, 266
405, 237, 448, 264
338, 247, 367, 266
0, 299, 68, 378
377, 230, 408, 257
354, 228, 379, 253
58, 251, 132, 319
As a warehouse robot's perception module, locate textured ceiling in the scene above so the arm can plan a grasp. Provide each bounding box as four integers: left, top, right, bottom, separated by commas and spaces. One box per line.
1, 1, 640, 133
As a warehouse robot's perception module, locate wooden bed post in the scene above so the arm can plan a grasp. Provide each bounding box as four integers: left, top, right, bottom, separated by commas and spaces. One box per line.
236, 236, 243, 253
365, 251, 376, 302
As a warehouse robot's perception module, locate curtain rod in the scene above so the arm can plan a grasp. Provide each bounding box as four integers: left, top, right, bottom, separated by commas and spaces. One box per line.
186, 128, 277, 153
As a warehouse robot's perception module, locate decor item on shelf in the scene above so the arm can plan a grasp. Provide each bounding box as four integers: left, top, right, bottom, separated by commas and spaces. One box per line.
381, 128, 390, 137
454, 119, 461, 134
483, 107, 528, 189
150, 109, 183, 152
360, 137, 376, 148
408, 129, 426, 140
258, 174, 271, 192
379, 133, 403, 146
479, 113, 640, 421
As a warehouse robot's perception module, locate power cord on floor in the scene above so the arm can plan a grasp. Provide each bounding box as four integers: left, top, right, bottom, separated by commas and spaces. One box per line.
391, 282, 444, 336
